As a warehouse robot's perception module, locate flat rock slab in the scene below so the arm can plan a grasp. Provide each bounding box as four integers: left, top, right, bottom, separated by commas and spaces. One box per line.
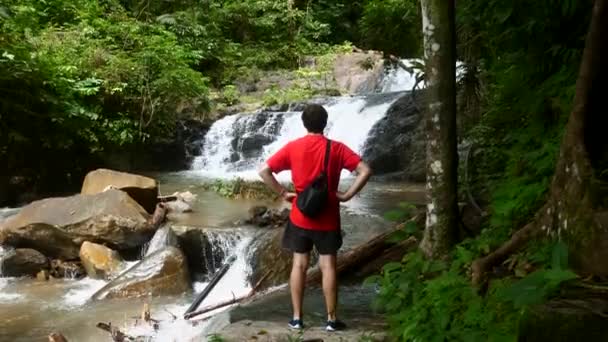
216, 320, 388, 342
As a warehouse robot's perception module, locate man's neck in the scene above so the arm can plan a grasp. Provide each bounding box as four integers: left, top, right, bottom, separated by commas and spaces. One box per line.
307, 132, 324, 136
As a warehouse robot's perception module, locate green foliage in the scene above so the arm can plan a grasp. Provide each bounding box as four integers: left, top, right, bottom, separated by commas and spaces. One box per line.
220, 85, 240, 106
262, 85, 314, 107
359, 0, 421, 57
457, 0, 588, 240
369, 241, 577, 341
206, 334, 225, 342
204, 178, 278, 200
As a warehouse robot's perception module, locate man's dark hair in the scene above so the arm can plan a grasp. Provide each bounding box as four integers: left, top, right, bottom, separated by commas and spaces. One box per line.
301, 104, 328, 133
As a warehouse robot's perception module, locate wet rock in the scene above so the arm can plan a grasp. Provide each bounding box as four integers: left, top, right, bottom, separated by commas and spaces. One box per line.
0, 248, 48, 277
246, 206, 289, 228
144, 225, 179, 257
214, 320, 389, 342
36, 269, 50, 281
228, 112, 284, 163
333, 52, 384, 94
79, 241, 125, 280
92, 246, 190, 300
519, 297, 608, 341
162, 191, 197, 213
362, 92, 425, 180
81, 169, 158, 213
0, 190, 152, 259
248, 229, 292, 290
173, 227, 232, 279
50, 259, 85, 279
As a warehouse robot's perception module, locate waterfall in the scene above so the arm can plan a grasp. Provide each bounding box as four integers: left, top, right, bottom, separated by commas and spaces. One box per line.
189, 59, 425, 180
191, 92, 405, 180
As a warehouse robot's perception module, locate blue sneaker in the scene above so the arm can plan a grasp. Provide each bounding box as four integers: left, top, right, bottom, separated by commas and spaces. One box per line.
288, 318, 304, 330
325, 320, 347, 332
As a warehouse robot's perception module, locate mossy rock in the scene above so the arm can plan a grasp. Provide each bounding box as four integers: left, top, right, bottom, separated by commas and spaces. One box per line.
518, 298, 608, 341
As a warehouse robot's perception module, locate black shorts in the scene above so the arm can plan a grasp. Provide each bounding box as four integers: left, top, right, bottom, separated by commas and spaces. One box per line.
282, 220, 342, 255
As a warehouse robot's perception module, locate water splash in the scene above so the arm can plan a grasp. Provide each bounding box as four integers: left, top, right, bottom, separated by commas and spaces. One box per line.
0, 207, 19, 224
203, 230, 243, 275
62, 278, 108, 307
0, 278, 23, 302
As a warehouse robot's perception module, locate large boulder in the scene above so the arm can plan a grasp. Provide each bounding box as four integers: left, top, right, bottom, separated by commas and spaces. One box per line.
0, 248, 48, 277
91, 246, 190, 300
333, 52, 384, 94
245, 206, 289, 228
362, 92, 425, 180
173, 226, 235, 280
81, 169, 158, 213
79, 241, 125, 280
0, 190, 152, 259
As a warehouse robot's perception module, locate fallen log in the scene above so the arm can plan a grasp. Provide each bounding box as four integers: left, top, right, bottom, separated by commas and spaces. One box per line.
353, 237, 420, 279
306, 234, 418, 285
183, 255, 237, 318
185, 269, 272, 320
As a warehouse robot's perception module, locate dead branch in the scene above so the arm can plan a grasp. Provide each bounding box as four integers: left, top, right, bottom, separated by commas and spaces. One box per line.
147, 203, 167, 231
96, 323, 138, 342
184, 269, 273, 320
306, 233, 418, 285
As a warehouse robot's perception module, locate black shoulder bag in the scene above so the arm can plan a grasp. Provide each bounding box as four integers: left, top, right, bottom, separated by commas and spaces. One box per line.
296, 139, 331, 218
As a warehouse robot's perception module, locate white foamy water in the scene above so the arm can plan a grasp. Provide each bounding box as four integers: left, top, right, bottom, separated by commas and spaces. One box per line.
380, 58, 424, 93
0, 278, 23, 302
0, 207, 19, 223
62, 278, 108, 307
191, 235, 253, 313
191, 93, 402, 181
122, 234, 255, 341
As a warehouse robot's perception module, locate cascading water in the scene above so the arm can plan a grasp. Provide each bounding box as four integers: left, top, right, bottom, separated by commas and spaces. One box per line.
191, 59, 421, 180
123, 231, 255, 341
379, 58, 424, 93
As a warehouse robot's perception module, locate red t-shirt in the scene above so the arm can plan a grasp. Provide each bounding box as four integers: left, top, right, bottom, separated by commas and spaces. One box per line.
266, 134, 361, 231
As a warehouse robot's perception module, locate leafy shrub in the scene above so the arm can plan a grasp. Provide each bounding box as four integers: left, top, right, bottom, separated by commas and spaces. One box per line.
368, 239, 577, 341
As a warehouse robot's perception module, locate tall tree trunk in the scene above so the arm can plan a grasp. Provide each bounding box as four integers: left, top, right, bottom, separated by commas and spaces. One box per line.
472, 0, 608, 283
419, 0, 459, 257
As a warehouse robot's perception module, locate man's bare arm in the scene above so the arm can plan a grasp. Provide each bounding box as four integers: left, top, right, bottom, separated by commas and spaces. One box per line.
258, 163, 296, 201
337, 161, 372, 202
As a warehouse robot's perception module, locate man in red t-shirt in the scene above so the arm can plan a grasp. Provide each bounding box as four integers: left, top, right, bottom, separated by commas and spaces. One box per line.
258, 104, 372, 332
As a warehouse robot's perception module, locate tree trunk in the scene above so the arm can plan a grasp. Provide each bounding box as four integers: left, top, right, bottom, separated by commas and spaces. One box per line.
419, 0, 459, 257
472, 0, 608, 283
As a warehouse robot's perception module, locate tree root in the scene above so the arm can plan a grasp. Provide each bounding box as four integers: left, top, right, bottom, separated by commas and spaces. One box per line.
471, 221, 540, 286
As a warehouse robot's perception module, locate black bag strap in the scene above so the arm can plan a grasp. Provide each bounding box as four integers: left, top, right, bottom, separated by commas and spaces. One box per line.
323, 139, 331, 173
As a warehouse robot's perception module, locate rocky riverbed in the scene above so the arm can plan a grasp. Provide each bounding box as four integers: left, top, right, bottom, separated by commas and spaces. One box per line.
0, 168, 426, 341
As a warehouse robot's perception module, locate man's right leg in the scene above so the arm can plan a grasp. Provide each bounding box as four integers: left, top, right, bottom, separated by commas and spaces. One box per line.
282, 221, 313, 328
290, 252, 310, 320
319, 254, 337, 321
